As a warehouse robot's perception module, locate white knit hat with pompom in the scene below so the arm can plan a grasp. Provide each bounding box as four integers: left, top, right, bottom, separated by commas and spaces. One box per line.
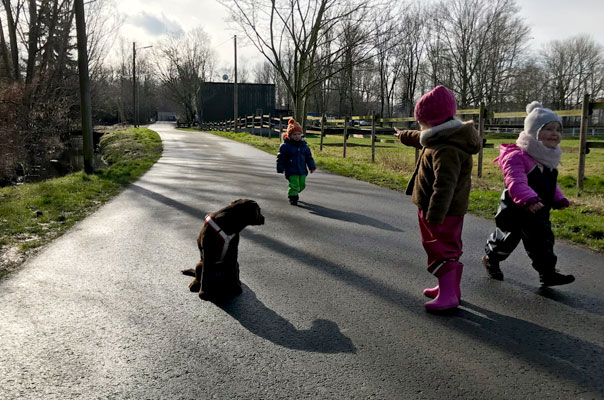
524, 101, 562, 139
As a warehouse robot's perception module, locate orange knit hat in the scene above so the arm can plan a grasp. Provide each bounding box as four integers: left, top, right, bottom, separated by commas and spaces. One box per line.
286, 118, 303, 138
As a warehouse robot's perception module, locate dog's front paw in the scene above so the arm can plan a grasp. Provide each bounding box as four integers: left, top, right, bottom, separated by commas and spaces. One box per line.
198, 290, 213, 301
188, 279, 201, 292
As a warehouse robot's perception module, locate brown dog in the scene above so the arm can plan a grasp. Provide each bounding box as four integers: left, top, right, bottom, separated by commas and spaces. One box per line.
182, 199, 264, 300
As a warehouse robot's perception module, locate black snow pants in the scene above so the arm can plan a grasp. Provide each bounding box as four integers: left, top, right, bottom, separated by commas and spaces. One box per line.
485, 166, 559, 274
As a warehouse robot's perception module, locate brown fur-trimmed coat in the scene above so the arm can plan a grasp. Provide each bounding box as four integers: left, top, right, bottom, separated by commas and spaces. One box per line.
397, 120, 481, 224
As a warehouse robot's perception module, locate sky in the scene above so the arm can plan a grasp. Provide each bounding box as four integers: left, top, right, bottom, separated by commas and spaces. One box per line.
111, 0, 604, 80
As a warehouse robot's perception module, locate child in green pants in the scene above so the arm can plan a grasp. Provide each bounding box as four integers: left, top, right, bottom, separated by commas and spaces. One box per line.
276, 118, 316, 205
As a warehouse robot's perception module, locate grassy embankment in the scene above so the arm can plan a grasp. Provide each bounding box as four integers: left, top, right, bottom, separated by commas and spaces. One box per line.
0, 127, 162, 278
183, 127, 604, 252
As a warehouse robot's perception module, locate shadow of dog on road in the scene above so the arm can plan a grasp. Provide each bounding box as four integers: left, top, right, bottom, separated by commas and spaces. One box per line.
182, 199, 264, 301
216, 284, 356, 354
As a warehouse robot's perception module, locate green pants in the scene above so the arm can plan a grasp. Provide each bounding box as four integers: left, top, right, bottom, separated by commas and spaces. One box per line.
288, 174, 306, 196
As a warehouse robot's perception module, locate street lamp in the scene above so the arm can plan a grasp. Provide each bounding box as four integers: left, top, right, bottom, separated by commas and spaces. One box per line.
133, 42, 152, 127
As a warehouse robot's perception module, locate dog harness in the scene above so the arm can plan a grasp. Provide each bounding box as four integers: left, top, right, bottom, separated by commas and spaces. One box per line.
204, 215, 234, 262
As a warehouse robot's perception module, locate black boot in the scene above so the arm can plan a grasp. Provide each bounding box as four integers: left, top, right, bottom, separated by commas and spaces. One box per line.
288, 195, 298, 206
482, 255, 504, 281
539, 270, 575, 286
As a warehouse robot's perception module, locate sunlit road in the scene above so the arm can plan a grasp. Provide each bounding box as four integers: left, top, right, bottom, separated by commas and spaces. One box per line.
1, 122, 603, 399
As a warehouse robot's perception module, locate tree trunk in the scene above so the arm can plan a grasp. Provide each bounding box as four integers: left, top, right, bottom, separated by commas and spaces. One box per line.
2, 0, 21, 82
25, 0, 38, 84
0, 16, 12, 79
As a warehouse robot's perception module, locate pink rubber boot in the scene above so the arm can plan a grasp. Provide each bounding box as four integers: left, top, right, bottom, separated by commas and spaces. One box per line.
425, 265, 460, 311
423, 264, 463, 300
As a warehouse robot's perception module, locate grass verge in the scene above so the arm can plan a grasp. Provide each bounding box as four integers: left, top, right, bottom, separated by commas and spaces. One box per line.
0, 127, 162, 279
182, 128, 604, 252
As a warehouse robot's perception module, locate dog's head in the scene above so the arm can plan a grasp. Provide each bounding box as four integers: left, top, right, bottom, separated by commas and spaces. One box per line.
231, 199, 264, 226
213, 199, 264, 231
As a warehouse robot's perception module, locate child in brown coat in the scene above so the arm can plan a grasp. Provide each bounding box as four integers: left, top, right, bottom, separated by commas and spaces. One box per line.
394, 85, 481, 311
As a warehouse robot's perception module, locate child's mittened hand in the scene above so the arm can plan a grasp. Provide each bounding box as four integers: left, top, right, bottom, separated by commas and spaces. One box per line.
393, 127, 402, 139
310, 168, 316, 173
527, 202, 544, 213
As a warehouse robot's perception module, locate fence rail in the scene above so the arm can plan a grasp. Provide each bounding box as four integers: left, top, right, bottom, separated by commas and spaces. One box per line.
197, 95, 603, 189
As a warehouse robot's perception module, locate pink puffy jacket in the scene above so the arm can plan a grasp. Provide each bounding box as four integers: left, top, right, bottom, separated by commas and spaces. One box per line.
495, 143, 568, 208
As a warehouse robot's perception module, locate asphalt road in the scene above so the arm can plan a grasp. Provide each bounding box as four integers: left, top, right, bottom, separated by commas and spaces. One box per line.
1, 122, 603, 399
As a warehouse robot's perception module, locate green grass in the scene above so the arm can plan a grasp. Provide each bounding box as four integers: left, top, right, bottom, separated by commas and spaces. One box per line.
183, 127, 604, 252
0, 127, 162, 278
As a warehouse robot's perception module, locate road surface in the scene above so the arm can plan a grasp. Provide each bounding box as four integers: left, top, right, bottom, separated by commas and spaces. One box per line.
1, 122, 603, 399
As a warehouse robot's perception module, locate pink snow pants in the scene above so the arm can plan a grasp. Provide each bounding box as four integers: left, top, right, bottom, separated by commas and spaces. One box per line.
417, 209, 464, 277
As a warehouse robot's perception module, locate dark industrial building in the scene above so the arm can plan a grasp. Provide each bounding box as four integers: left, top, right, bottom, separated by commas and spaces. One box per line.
198, 82, 275, 122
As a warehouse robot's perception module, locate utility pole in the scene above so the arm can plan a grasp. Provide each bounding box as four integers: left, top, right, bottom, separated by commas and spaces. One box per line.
234, 35, 238, 132
132, 42, 136, 127
74, 0, 94, 173
132, 43, 152, 128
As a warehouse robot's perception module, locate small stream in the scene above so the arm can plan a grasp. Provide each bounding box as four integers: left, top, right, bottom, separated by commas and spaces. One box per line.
14, 134, 107, 185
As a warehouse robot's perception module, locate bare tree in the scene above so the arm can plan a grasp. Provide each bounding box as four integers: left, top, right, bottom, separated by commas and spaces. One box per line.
470, 0, 529, 108
0, 15, 12, 79
430, 0, 528, 108
153, 28, 215, 124
1, 0, 23, 82
541, 35, 604, 109
0, 0, 122, 183
541, 39, 579, 109
253, 60, 273, 84
506, 59, 548, 109
394, 3, 429, 117
219, 0, 377, 126
85, 0, 122, 79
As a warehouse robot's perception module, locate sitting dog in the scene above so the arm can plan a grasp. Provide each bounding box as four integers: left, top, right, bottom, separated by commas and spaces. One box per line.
182, 199, 264, 300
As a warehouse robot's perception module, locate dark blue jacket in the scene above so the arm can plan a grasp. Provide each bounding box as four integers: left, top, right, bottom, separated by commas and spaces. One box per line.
276, 138, 316, 179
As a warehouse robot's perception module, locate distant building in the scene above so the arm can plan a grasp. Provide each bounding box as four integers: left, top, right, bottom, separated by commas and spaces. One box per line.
198, 82, 275, 122
157, 111, 177, 121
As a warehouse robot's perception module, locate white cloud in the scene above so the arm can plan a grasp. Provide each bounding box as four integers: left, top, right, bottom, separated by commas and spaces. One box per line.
128, 11, 184, 36
109, 0, 604, 76
114, 0, 259, 67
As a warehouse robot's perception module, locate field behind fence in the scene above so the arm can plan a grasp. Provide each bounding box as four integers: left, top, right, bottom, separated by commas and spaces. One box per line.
200, 94, 604, 191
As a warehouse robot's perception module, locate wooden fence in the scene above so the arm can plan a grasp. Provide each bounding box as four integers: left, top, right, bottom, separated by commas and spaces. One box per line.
198, 95, 604, 190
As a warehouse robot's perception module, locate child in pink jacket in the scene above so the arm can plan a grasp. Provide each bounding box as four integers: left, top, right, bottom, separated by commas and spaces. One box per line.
483, 102, 574, 286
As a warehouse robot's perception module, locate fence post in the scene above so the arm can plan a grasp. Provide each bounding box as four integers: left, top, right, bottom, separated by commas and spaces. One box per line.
477, 102, 486, 178
259, 115, 263, 136
343, 116, 349, 158
268, 114, 272, 139
371, 111, 376, 162
279, 117, 283, 142
320, 113, 325, 151
251, 114, 256, 136
578, 93, 591, 190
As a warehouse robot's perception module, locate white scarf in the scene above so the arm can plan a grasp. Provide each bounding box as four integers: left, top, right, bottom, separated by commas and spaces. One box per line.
516, 131, 562, 169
